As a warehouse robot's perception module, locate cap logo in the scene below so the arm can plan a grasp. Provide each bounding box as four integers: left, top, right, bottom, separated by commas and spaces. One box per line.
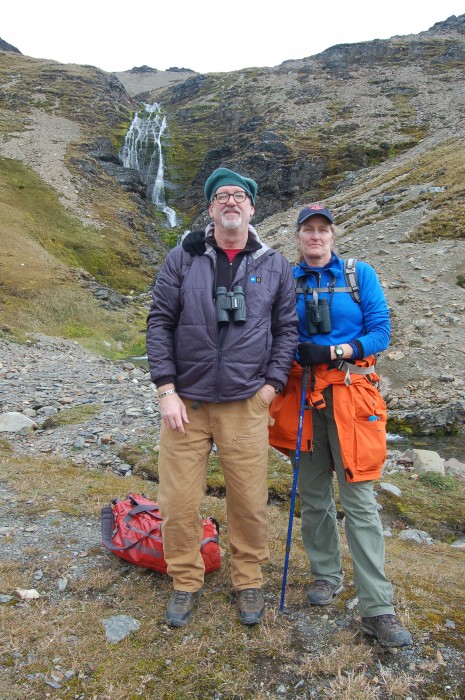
309, 204, 324, 210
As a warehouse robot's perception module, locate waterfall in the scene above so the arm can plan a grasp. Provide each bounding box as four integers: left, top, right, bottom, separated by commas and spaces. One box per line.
120, 103, 178, 228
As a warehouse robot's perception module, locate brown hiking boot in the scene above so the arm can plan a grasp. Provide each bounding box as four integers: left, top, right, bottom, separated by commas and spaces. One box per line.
165, 589, 201, 627
306, 579, 343, 605
237, 588, 265, 625
361, 614, 413, 647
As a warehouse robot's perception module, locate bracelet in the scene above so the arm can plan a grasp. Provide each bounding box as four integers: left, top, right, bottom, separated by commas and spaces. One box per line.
158, 389, 177, 398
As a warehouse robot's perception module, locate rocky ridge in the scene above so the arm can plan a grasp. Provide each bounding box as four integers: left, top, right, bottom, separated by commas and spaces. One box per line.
114, 65, 197, 97
0, 332, 463, 477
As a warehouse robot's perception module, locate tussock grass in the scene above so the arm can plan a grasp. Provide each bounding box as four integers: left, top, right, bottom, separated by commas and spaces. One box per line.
40, 403, 102, 429
324, 670, 381, 700
376, 471, 465, 542
295, 630, 373, 676
1, 453, 465, 699
0, 455, 146, 517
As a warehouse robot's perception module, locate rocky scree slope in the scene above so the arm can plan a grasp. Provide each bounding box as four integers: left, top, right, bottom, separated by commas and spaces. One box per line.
259, 137, 465, 440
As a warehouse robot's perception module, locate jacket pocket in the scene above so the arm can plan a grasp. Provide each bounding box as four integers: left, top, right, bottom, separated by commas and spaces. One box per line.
346, 382, 387, 479
352, 415, 387, 474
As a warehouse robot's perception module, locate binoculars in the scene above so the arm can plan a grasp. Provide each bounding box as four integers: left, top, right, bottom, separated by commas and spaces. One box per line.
305, 298, 331, 334
216, 286, 247, 324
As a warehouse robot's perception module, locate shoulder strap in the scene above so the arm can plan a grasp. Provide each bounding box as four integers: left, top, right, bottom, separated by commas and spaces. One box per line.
101, 503, 162, 552
295, 276, 308, 295
295, 263, 360, 301
344, 258, 361, 304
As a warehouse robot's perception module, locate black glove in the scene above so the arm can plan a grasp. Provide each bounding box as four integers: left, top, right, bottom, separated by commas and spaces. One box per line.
297, 342, 331, 366
181, 229, 206, 256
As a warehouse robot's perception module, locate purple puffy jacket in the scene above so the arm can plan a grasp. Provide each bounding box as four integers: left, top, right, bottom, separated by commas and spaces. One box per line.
146, 231, 298, 403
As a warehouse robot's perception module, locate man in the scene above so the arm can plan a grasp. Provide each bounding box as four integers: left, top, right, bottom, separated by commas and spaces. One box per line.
146, 167, 298, 627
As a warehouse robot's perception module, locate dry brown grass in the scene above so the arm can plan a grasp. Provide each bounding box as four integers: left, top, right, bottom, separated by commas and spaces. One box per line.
297, 630, 373, 676
324, 670, 381, 700
1, 453, 464, 699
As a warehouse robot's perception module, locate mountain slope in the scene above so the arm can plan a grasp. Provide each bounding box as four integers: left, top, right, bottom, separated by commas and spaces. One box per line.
0, 18, 464, 432
146, 14, 465, 228
0, 52, 169, 355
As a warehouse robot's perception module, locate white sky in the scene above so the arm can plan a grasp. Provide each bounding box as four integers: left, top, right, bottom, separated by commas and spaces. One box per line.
2, 1, 464, 75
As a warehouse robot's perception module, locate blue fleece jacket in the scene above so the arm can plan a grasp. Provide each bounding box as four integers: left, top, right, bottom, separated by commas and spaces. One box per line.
294, 253, 390, 358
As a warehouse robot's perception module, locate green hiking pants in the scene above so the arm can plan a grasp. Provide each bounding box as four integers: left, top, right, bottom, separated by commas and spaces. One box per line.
290, 386, 395, 617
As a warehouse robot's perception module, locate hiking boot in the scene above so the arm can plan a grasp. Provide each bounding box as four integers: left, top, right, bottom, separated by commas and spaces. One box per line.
237, 588, 265, 625
306, 579, 343, 605
165, 589, 201, 627
361, 614, 413, 647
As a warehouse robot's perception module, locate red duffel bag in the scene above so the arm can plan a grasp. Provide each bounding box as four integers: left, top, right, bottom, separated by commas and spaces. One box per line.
101, 493, 221, 575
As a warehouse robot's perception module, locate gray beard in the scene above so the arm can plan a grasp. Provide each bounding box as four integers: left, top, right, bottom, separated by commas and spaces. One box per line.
221, 211, 242, 229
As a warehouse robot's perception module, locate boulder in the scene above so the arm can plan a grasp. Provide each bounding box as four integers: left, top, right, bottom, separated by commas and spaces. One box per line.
404, 449, 444, 475
444, 458, 465, 478
0, 412, 37, 434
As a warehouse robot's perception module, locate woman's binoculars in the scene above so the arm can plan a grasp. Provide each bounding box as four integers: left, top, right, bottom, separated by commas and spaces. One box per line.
305, 298, 331, 334
216, 286, 247, 324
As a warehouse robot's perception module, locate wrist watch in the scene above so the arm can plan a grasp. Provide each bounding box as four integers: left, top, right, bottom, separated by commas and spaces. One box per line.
274, 387, 282, 395
334, 345, 344, 360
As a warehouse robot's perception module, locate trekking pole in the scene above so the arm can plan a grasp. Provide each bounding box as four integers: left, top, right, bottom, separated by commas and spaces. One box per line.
279, 366, 309, 613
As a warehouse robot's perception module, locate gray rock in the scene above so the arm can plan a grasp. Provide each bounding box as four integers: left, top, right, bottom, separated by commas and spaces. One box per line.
23, 408, 38, 417
101, 614, 141, 643
379, 482, 402, 497
0, 594, 14, 603
125, 407, 143, 417
405, 449, 444, 475
399, 529, 434, 545
117, 464, 132, 475
445, 458, 465, 478
391, 402, 465, 437
37, 406, 58, 416
0, 412, 37, 433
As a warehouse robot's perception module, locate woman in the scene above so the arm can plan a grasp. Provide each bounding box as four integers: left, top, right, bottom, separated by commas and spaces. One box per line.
269, 203, 412, 648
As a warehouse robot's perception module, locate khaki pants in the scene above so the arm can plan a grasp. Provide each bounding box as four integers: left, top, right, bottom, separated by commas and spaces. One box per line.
158, 393, 270, 591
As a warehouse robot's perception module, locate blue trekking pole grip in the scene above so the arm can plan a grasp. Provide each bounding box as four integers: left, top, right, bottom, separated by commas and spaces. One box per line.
279, 366, 309, 613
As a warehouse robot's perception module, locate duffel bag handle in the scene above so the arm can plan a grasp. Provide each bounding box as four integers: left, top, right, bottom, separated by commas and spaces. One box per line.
101, 505, 161, 552
127, 503, 162, 519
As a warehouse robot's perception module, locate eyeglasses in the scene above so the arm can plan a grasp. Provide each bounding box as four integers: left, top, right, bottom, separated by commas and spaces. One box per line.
213, 191, 248, 204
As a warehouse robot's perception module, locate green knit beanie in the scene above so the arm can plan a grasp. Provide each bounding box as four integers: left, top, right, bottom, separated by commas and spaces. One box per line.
204, 167, 258, 204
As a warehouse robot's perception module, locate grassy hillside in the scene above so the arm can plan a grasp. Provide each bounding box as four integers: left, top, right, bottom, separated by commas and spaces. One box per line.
0, 158, 149, 356
0, 53, 172, 354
